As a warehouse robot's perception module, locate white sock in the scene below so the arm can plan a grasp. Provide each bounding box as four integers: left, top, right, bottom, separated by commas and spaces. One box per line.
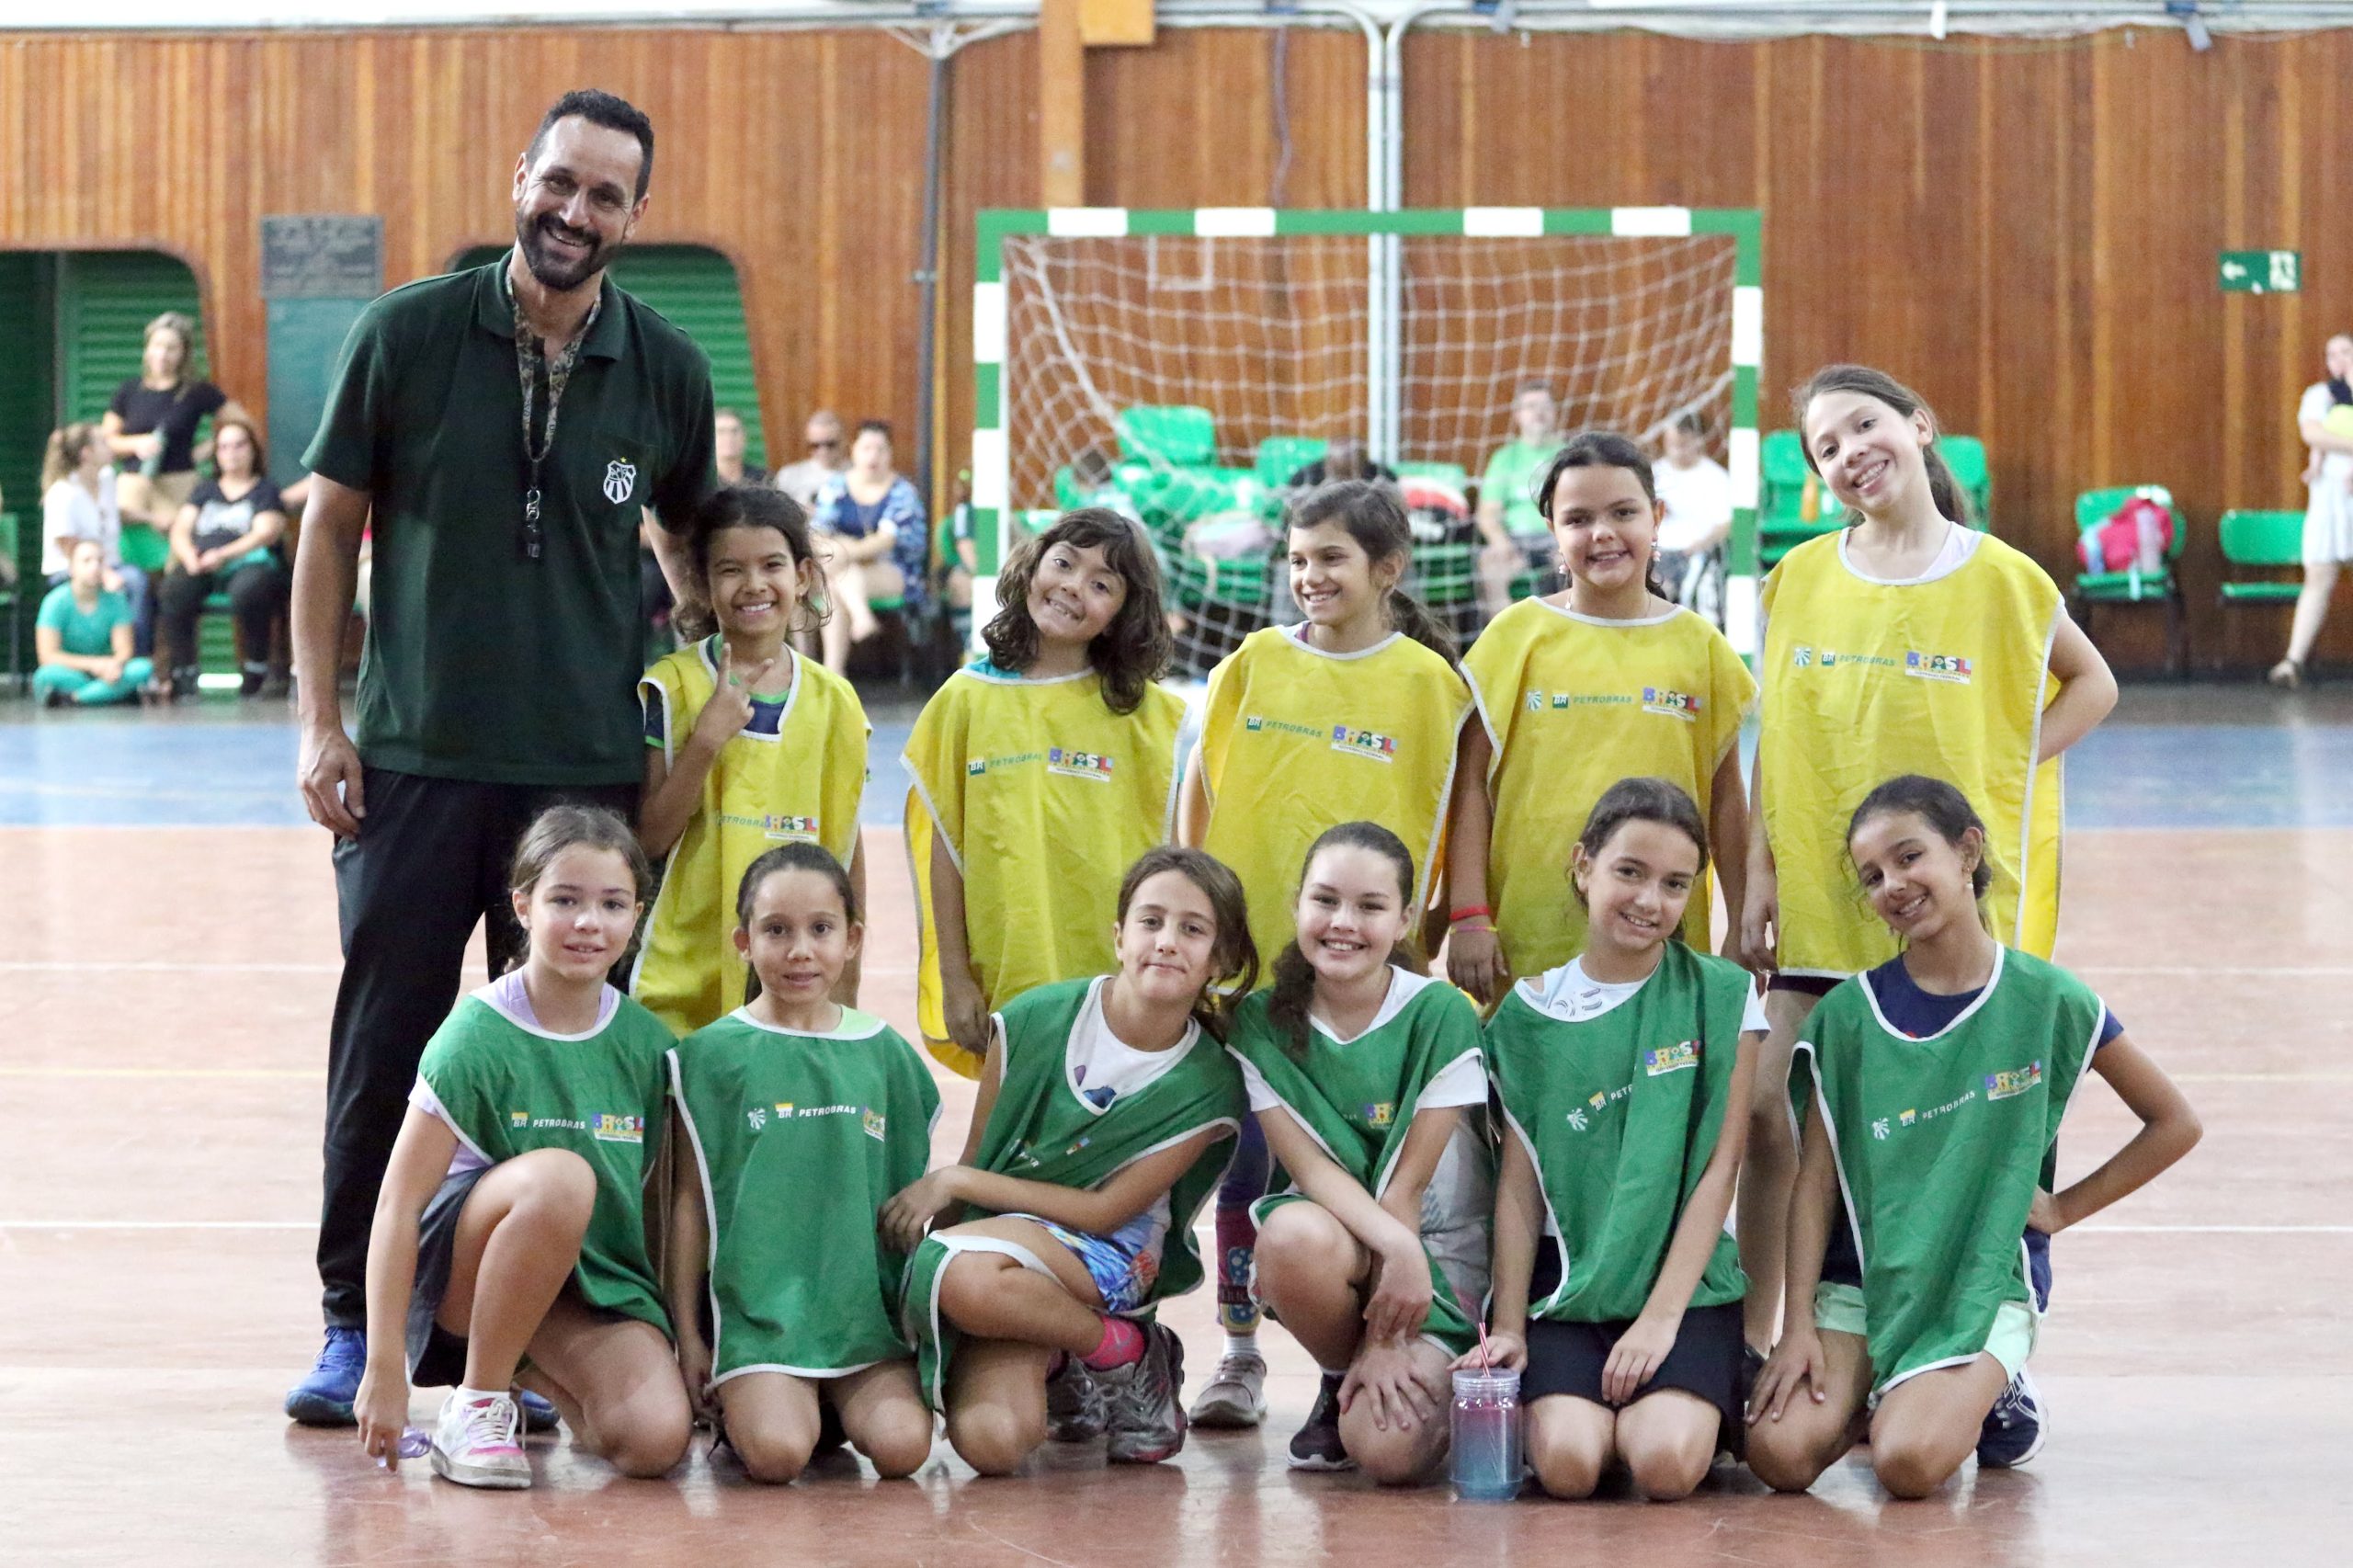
453, 1384, 504, 1407
1223, 1333, 1259, 1360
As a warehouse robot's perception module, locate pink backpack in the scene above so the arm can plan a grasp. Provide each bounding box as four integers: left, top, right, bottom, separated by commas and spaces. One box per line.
2078, 496, 2173, 574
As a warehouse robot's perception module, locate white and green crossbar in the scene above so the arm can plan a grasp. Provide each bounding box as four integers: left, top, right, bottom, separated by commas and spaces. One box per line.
971, 206, 1766, 653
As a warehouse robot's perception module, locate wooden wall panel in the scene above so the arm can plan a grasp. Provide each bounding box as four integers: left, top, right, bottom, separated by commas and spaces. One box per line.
0, 28, 938, 497
1402, 28, 2353, 668
6, 24, 2353, 665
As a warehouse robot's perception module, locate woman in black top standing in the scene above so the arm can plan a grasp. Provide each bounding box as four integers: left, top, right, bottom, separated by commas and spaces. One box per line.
154, 416, 289, 699
102, 311, 246, 524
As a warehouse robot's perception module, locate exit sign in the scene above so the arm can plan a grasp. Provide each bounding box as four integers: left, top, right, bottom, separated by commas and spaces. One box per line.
2221, 251, 2301, 293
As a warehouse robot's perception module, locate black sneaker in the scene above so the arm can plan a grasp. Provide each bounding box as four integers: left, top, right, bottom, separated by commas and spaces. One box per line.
239, 665, 268, 699
1976, 1367, 2047, 1469
1102, 1323, 1187, 1464
1287, 1370, 1354, 1471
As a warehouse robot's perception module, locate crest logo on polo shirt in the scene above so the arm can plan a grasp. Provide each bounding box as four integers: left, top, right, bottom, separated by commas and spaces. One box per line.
603, 459, 638, 505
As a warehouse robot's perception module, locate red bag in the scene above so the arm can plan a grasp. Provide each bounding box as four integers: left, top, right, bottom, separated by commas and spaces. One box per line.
2078, 496, 2173, 574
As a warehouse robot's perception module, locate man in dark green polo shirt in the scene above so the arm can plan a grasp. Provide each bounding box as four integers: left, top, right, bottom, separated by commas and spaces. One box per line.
283, 88, 716, 1426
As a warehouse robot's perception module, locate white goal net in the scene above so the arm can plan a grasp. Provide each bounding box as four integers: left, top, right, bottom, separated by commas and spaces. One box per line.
984, 214, 1754, 676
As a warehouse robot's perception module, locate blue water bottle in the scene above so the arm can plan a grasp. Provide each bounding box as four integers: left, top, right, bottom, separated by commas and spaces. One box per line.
1449, 1365, 1521, 1501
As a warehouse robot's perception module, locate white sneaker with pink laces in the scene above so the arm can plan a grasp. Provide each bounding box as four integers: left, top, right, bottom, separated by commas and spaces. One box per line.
429, 1390, 531, 1489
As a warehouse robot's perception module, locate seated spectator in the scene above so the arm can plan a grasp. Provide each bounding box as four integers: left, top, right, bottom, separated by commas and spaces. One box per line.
772, 408, 849, 510
40, 421, 151, 652
642, 408, 764, 648
1652, 412, 1733, 625
1285, 437, 1397, 490
154, 417, 289, 701
812, 420, 927, 672
101, 311, 247, 523
714, 406, 766, 486
1475, 377, 1563, 617
35, 538, 153, 709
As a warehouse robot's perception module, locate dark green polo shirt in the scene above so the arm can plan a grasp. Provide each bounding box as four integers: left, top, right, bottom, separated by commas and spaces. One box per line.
304, 258, 717, 785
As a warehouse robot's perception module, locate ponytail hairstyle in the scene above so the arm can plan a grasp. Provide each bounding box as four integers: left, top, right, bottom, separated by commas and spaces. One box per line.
983, 506, 1173, 713
685, 483, 828, 640
1534, 429, 1675, 602
733, 841, 860, 1005
1847, 773, 1995, 906
1266, 821, 1417, 1062
1114, 846, 1259, 1040
503, 804, 654, 972
1288, 480, 1459, 668
40, 422, 101, 491
1790, 364, 1972, 528
1569, 777, 1711, 913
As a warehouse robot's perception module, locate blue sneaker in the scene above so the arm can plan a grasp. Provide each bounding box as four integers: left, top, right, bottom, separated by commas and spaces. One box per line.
285, 1327, 368, 1426
1976, 1367, 2047, 1469
517, 1387, 561, 1435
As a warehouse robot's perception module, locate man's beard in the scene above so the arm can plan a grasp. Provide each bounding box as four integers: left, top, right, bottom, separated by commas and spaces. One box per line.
514, 208, 612, 292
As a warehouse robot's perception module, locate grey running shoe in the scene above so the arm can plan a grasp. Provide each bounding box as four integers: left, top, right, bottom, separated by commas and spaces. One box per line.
1187, 1350, 1268, 1429
1045, 1353, 1107, 1442
1288, 1370, 1354, 1471
1102, 1323, 1188, 1464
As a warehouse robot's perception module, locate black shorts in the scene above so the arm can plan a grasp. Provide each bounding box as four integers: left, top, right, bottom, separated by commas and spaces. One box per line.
404, 1164, 638, 1389
405, 1165, 491, 1387
1766, 972, 1841, 997
1519, 1239, 1745, 1434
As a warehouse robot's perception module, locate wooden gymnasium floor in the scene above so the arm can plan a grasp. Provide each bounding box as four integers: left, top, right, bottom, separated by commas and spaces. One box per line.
2, 684, 2348, 1567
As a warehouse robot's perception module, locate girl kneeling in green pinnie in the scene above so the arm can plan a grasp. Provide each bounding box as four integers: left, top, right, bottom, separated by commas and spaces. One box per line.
1746, 775, 2200, 1498
356, 806, 688, 1491
1229, 822, 1494, 1482
1478, 778, 1763, 1500
884, 846, 1255, 1474
666, 843, 940, 1483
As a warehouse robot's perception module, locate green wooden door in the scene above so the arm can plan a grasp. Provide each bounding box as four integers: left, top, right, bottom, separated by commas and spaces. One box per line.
59, 250, 207, 421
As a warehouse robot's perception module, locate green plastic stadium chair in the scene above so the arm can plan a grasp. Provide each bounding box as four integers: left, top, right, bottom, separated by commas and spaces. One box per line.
119, 521, 170, 574
2213, 508, 2303, 672
1256, 436, 1327, 488
1116, 406, 1218, 468
1394, 460, 1471, 491
2071, 484, 2188, 676
1757, 430, 1840, 568
2218, 509, 2302, 601
1936, 435, 1993, 530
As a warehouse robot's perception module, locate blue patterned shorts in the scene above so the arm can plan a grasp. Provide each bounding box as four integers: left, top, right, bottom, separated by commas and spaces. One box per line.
1008, 1209, 1163, 1315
